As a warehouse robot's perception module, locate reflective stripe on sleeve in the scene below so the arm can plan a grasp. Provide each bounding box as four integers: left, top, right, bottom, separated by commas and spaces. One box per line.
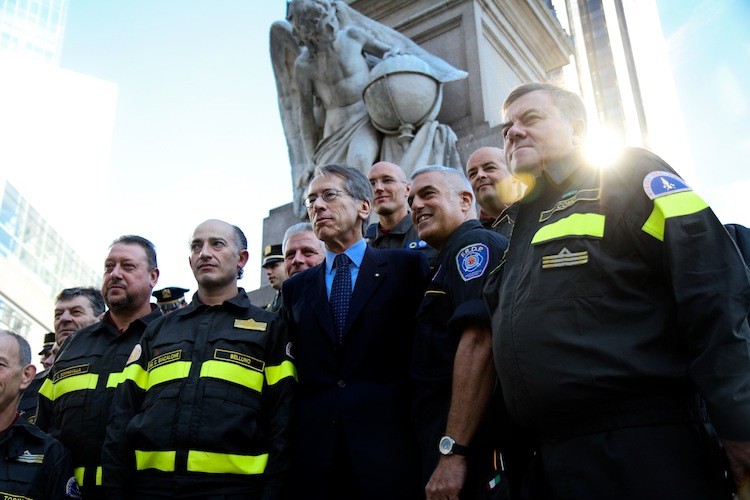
135, 450, 176, 472
641, 191, 709, 241
531, 213, 605, 245
186, 450, 268, 475
73, 466, 102, 486
265, 360, 297, 385
121, 362, 149, 390
38, 373, 99, 401
199, 360, 264, 392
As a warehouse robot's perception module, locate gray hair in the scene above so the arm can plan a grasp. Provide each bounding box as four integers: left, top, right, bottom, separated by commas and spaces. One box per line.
0, 329, 31, 367
314, 164, 373, 205
283, 222, 324, 253
411, 165, 473, 197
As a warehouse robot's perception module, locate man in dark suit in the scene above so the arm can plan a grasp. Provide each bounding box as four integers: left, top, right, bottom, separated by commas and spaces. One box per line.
282, 164, 429, 499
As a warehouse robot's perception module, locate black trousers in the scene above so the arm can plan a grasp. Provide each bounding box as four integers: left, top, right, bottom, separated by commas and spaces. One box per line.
530, 424, 733, 500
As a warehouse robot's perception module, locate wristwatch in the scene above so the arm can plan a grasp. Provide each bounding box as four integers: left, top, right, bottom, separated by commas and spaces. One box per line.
438, 435, 469, 456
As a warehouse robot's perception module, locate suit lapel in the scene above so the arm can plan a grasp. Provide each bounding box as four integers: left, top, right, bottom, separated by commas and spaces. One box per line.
345, 246, 386, 334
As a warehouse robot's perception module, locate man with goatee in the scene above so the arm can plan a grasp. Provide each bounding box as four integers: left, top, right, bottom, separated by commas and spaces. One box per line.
36, 235, 161, 499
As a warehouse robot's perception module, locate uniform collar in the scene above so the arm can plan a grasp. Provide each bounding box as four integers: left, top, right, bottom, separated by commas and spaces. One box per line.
180, 288, 250, 316
542, 147, 586, 187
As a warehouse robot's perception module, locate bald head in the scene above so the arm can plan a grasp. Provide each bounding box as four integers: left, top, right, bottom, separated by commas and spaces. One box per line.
368, 162, 410, 227
465, 147, 519, 218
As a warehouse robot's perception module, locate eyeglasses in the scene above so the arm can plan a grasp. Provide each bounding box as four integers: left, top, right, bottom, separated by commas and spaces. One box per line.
369, 176, 405, 187
303, 189, 349, 208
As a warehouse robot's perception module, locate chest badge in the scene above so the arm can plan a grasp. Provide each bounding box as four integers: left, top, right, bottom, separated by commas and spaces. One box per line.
234, 318, 267, 331
542, 247, 589, 269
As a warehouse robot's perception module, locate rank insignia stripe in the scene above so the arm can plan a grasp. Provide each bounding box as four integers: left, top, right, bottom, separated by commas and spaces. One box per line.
15, 450, 44, 464
541, 248, 589, 269
539, 188, 600, 223
234, 318, 267, 331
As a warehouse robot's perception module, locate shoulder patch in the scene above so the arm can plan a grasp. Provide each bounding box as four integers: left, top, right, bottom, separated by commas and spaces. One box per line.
456, 243, 489, 282
643, 171, 691, 200
66, 476, 82, 498
126, 344, 142, 365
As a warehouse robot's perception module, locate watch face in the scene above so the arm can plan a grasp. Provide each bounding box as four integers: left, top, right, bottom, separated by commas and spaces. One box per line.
438, 436, 454, 455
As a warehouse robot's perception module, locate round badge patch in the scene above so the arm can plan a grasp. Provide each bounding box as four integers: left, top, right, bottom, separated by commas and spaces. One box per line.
66, 476, 82, 498
126, 344, 142, 365
456, 243, 489, 282
642, 171, 691, 200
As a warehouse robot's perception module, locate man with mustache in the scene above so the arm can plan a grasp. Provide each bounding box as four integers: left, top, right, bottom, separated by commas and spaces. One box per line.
103, 220, 294, 498
36, 236, 161, 499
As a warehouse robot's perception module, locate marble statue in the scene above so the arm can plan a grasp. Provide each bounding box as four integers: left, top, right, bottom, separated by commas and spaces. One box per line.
271, 0, 467, 216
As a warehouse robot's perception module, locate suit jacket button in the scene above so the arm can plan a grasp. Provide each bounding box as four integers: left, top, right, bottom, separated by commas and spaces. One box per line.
337, 380, 346, 388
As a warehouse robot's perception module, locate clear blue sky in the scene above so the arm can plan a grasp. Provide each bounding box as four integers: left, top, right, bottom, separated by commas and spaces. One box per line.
58, 0, 750, 290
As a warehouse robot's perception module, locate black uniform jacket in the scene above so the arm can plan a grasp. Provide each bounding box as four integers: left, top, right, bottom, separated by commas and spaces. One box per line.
102, 290, 295, 499
492, 147, 750, 440
36, 307, 162, 498
1, 413, 74, 500
411, 219, 508, 480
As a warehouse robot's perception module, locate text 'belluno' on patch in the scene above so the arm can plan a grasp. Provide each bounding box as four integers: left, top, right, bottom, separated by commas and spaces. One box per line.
234, 318, 267, 331
542, 247, 589, 269
456, 243, 489, 281
643, 171, 691, 200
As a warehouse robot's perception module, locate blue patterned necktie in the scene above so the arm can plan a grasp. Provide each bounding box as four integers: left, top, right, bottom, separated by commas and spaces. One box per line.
330, 253, 352, 344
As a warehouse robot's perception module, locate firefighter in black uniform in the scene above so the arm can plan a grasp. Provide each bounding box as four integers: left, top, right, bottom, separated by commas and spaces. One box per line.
103, 220, 294, 498
18, 331, 55, 423
366, 161, 439, 268
492, 82, 750, 498
36, 235, 162, 499
408, 165, 510, 498
1, 329, 74, 500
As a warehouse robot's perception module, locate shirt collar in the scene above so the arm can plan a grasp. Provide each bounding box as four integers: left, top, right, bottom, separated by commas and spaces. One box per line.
325, 238, 366, 273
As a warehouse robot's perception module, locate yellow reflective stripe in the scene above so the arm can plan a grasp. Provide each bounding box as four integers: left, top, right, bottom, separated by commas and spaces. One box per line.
74, 467, 83, 486
122, 362, 149, 390
531, 213, 605, 245
265, 360, 297, 385
40, 373, 99, 401
38, 378, 54, 400
148, 361, 192, 389
187, 450, 268, 475
106, 370, 127, 388
135, 450, 176, 472
73, 466, 102, 486
200, 360, 264, 392
641, 191, 709, 241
